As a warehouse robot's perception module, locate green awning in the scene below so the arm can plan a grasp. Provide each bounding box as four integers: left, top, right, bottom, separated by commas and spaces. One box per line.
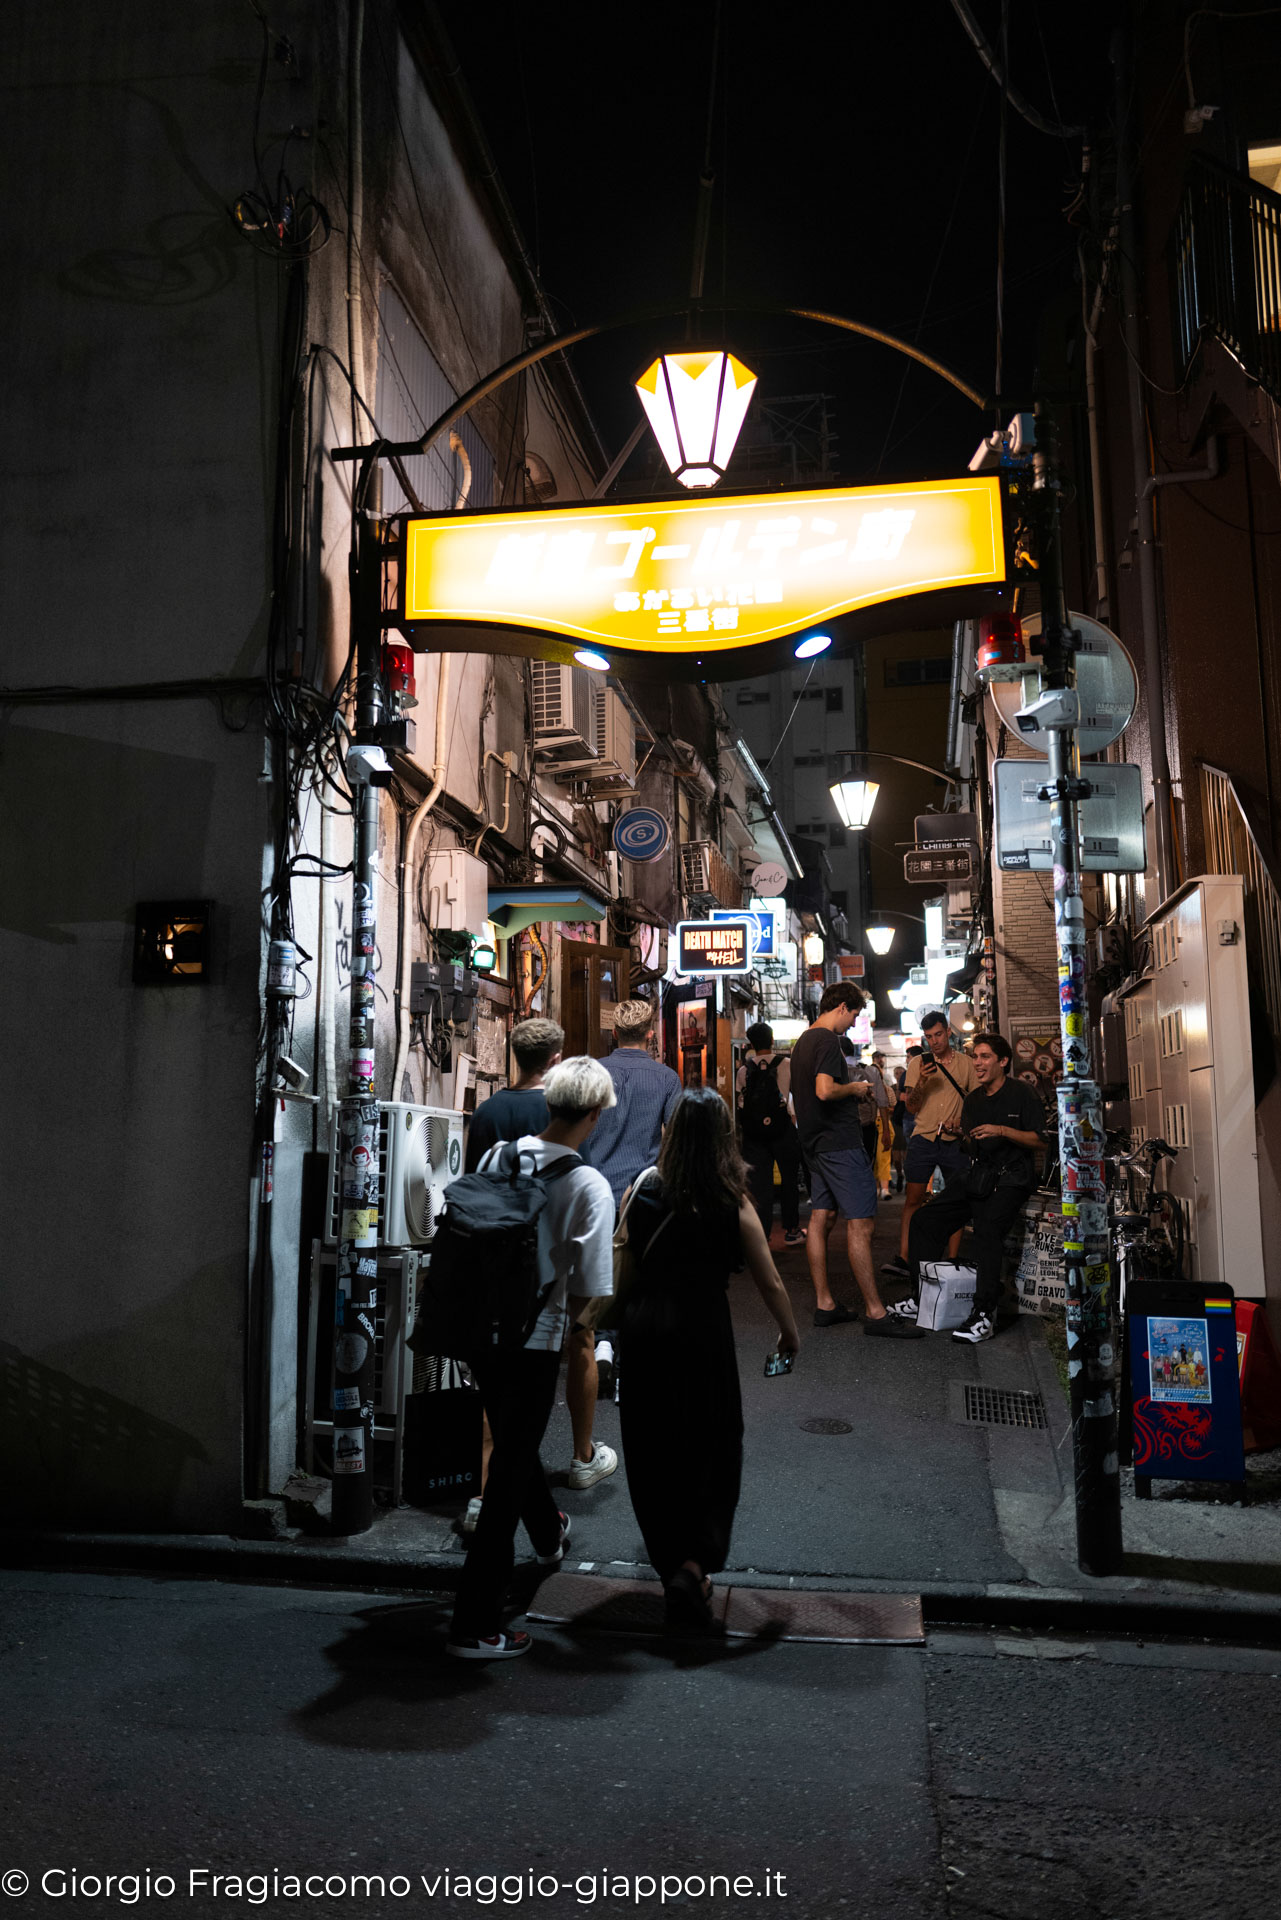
487, 886, 609, 937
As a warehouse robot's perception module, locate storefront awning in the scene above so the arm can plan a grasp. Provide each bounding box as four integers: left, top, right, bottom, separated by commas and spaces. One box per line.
486, 886, 609, 937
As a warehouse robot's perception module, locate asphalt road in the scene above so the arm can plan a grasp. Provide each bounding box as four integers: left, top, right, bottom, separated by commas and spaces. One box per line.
3, 1570, 1279, 1920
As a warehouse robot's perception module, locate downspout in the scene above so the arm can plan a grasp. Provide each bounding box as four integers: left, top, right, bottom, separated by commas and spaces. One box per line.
1083, 225, 1115, 625
346, 0, 365, 449
944, 618, 968, 777
1113, 27, 1174, 902
390, 652, 452, 1097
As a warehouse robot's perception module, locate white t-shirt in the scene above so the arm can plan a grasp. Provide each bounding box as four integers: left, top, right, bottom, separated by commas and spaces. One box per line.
478, 1136, 615, 1351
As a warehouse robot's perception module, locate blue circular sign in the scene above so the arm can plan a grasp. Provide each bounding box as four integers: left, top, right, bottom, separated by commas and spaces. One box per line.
613, 808, 670, 862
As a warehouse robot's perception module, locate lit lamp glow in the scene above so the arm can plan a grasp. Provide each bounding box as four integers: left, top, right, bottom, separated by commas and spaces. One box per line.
830, 778, 879, 829
635, 350, 758, 489
802, 932, 825, 967
865, 923, 895, 956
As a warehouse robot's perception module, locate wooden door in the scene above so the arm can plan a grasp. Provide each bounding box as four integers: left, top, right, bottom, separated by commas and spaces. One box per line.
560, 941, 631, 1057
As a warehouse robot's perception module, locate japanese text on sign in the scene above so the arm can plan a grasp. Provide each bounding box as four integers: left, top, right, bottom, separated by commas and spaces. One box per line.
400, 479, 1004, 657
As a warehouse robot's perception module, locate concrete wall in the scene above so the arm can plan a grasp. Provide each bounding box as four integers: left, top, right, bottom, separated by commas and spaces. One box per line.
2, 0, 590, 1526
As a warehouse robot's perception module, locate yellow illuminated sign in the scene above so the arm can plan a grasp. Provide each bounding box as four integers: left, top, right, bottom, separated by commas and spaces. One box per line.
401, 477, 1004, 657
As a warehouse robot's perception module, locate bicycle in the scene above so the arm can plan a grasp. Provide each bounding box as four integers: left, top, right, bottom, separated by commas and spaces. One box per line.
1105, 1134, 1186, 1303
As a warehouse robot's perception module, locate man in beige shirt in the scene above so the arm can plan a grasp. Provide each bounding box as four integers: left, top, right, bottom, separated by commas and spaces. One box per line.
881, 1009, 976, 1280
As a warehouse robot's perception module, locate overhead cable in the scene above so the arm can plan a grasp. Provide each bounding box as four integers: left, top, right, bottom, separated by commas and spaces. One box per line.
946, 0, 1085, 138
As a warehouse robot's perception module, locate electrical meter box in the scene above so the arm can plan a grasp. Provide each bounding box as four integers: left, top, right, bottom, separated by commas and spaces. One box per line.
421, 849, 489, 935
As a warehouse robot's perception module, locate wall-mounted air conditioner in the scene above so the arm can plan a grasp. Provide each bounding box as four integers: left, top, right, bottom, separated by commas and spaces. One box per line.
680, 839, 744, 910
326, 1103, 464, 1250
588, 688, 637, 790
531, 662, 597, 759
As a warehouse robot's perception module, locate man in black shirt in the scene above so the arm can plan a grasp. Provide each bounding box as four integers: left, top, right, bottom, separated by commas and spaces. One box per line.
791, 982, 923, 1338
464, 1017, 564, 1172
899, 1032, 1044, 1343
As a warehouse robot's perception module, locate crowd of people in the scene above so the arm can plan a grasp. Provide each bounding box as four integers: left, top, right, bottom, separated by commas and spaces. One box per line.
435, 983, 1043, 1662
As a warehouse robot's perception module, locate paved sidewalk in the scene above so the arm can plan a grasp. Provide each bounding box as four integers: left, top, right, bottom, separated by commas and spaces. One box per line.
5, 1193, 1281, 1635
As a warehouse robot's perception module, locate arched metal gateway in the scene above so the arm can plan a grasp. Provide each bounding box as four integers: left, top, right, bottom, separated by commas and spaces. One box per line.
331, 301, 1010, 682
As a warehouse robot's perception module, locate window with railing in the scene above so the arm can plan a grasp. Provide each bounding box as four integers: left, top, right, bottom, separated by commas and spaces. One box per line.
1171, 153, 1281, 401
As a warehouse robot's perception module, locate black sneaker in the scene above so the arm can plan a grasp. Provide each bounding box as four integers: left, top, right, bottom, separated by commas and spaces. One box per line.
813, 1302, 858, 1327
880, 1255, 910, 1278
952, 1311, 995, 1344
864, 1314, 925, 1341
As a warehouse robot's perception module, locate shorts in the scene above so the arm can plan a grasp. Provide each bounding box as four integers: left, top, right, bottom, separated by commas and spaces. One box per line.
807, 1146, 877, 1220
904, 1132, 971, 1187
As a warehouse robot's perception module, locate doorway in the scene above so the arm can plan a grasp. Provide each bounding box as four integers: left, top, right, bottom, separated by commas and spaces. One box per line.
560, 940, 631, 1057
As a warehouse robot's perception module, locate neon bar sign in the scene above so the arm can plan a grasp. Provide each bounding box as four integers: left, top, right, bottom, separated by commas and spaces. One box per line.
400, 477, 1003, 658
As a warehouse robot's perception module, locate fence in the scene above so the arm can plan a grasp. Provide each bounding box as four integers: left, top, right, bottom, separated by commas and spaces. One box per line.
1200, 763, 1281, 1040
1172, 155, 1281, 402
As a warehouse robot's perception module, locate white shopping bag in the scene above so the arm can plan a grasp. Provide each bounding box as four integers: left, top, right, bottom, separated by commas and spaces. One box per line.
916, 1261, 977, 1331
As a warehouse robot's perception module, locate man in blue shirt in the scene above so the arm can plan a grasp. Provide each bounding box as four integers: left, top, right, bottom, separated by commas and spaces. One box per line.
582, 998, 683, 1208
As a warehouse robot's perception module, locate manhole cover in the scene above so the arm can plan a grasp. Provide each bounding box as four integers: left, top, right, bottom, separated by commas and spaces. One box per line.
961, 1383, 1047, 1430
799, 1417, 854, 1435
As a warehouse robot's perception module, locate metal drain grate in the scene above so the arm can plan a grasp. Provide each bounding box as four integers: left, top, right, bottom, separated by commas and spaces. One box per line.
799, 1417, 854, 1435
962, 1384, 1047, 1430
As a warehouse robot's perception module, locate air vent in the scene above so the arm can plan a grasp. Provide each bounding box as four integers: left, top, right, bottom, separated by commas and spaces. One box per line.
958, 1384, 1047, 1430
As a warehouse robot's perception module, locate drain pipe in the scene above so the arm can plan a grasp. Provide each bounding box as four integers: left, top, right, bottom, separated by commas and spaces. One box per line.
391, 651, 452, 1097
1114, 27, 1174, 903
1143, 435, 1220, 499
1082, 224, 1116, 625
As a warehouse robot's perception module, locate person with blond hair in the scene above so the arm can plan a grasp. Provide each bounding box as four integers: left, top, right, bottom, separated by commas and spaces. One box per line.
447, 1056, 617, 1661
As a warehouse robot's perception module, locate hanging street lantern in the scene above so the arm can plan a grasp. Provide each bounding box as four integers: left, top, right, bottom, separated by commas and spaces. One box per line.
865, 923, 895, 955
635, 350, 758, 489
830, 777, 880, 829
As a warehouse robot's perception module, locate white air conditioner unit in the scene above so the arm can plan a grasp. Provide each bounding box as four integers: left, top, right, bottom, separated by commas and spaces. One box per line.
326, 1103, 464, 1249
588, 687, 637, 789
531, 661, 597, 759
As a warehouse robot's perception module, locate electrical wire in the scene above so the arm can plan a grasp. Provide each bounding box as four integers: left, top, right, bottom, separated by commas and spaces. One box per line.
946, 0, 1085, 139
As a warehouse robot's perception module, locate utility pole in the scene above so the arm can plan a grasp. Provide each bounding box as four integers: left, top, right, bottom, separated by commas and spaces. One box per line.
1032, 404, 1124, 1576
331, 474, 385, 1536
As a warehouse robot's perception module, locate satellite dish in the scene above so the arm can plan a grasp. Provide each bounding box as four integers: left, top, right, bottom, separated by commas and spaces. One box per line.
989, 613, 1138, 757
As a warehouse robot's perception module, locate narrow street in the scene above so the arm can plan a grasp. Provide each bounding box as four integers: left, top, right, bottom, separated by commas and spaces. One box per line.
3, 1564, 1280, 1920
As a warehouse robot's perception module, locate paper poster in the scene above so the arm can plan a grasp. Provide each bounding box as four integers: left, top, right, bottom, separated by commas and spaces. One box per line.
1147, 1316, 1212, 1405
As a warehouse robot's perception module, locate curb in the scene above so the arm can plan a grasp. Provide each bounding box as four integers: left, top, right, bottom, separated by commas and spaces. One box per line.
5, 1529, 1281, 1646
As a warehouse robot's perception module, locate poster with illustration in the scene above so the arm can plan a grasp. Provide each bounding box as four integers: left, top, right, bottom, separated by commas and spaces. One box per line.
1147, 1316, 1212, 1405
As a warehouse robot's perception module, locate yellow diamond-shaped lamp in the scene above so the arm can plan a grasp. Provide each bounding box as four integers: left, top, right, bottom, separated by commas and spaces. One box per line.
635, 350, 758, 489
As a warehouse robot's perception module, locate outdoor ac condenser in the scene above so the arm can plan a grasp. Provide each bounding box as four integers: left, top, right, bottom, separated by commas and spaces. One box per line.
531, 661, 597, 758
325, 1103, 464, 1250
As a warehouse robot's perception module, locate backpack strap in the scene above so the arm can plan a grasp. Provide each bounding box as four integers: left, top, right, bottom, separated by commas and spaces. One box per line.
536, 1151, 582, 1184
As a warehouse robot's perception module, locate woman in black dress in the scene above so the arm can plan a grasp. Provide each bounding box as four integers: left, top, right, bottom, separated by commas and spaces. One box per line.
617, 1088, 801, 1631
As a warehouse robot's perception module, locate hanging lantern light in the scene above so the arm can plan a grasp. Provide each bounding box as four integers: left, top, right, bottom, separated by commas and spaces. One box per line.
635, 350, 758, 489
865, 923, 895, 955
829, 778, 880, 829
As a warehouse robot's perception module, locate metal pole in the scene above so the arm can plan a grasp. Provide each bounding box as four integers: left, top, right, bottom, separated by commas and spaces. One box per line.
331, 491, 384, 1536
1034, 405, 1124, 1577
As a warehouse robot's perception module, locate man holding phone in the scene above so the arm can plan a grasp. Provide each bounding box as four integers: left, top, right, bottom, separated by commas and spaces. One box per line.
881, 1009, 975, 1282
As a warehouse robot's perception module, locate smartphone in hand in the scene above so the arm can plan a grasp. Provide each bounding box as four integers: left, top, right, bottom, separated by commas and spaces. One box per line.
764, 1349, 795, 1377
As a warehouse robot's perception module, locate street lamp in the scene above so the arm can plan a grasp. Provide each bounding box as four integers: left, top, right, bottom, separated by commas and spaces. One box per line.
865, 923, 896, 955
635, 349, 758, 489
830, 778, 880, 828
828, 748, 962, 833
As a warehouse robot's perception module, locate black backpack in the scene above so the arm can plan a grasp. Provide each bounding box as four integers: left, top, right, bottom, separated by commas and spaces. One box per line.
408, 1143, 582, 1361
741, 1056, 789, 1144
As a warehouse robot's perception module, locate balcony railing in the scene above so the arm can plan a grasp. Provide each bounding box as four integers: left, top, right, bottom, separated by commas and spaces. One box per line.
1172, 155, 1281, 401
1200, 763, 1281, 1041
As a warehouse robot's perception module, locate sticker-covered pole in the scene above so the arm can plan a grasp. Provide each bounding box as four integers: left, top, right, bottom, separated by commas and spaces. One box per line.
331, 484, 384, 1537
1033, 404, 1123, 1576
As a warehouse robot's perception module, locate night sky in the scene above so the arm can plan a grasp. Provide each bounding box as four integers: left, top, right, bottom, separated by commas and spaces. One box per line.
439, 0, 1116, 486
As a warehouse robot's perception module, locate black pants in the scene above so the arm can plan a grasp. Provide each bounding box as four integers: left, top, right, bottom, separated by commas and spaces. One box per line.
907, 1173, 1032, 1316
450, 1347, 562, 1639
743, 1126, 802, 1233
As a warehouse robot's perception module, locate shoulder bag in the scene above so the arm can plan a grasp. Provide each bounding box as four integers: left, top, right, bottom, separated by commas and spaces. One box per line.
579, 1167, 673, 1333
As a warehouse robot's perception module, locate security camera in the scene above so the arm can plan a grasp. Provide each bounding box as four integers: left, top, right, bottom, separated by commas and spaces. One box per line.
347, 743, 393, 787
1015, 687, 1080, 734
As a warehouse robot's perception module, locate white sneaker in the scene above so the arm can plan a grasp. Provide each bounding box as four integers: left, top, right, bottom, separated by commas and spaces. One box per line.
457, 1496, 483, 1535
888, 1297, 920, 1322
567, 1441, 619, 1490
